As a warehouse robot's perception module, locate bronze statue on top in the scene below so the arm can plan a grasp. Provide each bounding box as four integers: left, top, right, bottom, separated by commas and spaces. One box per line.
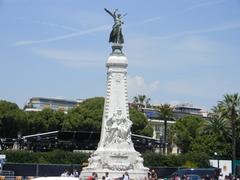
104, 8, 126, 45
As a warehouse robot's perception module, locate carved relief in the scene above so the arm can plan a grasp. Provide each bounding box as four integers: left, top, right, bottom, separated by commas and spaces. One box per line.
87, 153, 102, 169
103, 109, 132, 146
134, 156, 146, 170
105, 163, 133, 171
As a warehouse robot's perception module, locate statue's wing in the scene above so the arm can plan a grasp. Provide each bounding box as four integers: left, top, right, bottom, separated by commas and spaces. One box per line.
104, 8, 114, 18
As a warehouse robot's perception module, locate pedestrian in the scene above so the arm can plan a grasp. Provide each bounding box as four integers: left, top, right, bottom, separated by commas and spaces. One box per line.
219, 174, 223, 180
123, 172, 129, 180
73, 169, 79, 177
105, 172, 111, 180
151, 169, 158, 180
174, 173, 180, 180
93, 172, 98, 180
61, 169, 69, 177
87, 172, 96, 180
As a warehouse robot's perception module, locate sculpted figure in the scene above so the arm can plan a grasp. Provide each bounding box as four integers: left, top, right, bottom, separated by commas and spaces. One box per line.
104, 110, 132, 146
104, 8, 126, 44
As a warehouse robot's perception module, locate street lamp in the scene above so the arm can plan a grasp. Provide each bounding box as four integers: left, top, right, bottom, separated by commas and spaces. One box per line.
214, 152, 219, 169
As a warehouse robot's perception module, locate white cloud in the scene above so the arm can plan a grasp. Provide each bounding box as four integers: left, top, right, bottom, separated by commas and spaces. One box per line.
12, 24, 110, 46
32, 48, 104, 68
184, 0, 226, 12
125, 34, 225, 70
127, 75, 160, 99
161, 78, 232, 99
132, 0, 226, 27
157, 22, 240, 40
15, 17, 80, 32
173, 36, 218, 53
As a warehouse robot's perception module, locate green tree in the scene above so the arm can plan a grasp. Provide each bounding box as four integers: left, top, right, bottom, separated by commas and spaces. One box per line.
197, 106, 231, 157
158, 104, 174, 154
133, 95, 151, 111
169, 115, 204, 153
26, 109, 65, 134
190, 134, 230, 158
143, 151, 209, 167
62, 97, 104, 131
217, 93, 240, 161
0, 100, 27, 137
130, 108, 153, 137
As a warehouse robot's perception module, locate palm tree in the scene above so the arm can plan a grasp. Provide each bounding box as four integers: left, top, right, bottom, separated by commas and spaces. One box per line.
203, 105, 229, 137
201, 106, 231, 157
133, 95, 151, 111
158, 104, 174, 154
217, 93, 240, 162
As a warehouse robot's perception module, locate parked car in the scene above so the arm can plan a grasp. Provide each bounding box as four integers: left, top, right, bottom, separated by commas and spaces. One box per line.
184, 174, 201, 180
170, 168, 219, 179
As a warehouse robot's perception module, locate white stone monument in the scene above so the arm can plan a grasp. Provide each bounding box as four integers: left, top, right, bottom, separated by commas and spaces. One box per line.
80, 44, 149, 179
80, 9, 148, 179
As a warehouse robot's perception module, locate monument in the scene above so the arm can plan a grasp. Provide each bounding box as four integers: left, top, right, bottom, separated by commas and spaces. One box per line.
80, 9, 149, 179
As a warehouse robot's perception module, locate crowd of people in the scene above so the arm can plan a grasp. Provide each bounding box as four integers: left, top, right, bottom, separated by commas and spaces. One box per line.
86, 171, 130, 180
60, 169, 240, 180
60, 169, 157, 180
171, 173, 240, 180
61, 169, 79, 177
85, 169, 157, 180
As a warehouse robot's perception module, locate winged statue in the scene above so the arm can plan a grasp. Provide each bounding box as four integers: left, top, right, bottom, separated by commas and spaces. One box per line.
104, 8, 126, 44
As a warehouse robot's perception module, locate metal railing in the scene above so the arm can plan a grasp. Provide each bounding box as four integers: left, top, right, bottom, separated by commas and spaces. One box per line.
0, 170, 15, 180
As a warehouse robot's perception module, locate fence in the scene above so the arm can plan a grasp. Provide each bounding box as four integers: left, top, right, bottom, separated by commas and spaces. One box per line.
3, 163, 178, 178
0, 170, 15, 180
4, 163, 82, 177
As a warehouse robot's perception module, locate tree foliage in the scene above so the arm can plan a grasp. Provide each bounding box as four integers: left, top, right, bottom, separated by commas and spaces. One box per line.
143, 151, 210, 168
168, 93, 240, 159
27, 109, 65, 134
3, 150, 89, 164
130, 108, 153, 137
0, 100, 27, 137
132, 94, 151, 110
157, 104, 174, 153
169, 115, 204, 153
213, 93, 240, 160
0, 97, 153, 138
62, 97, 104, 131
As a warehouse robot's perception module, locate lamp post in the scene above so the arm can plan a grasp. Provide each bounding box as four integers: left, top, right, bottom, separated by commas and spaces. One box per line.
214, 152, 219, 169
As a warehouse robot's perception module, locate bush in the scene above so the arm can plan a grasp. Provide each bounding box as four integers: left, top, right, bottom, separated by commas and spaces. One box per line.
143, 151, 210, 168
2, 150, 90, 164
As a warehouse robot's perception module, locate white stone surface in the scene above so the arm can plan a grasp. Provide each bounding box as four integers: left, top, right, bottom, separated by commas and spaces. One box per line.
80, 53, 148, 179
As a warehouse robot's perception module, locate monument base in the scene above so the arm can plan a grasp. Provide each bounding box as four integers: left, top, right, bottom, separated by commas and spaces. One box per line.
80, 146, 149, 180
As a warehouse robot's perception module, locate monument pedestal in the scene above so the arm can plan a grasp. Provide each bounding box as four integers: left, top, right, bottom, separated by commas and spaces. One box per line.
80, 47, 148, 179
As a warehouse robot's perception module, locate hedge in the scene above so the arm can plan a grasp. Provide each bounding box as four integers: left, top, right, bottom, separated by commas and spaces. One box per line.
2, 150, 210, 167
2, 150, 90, 164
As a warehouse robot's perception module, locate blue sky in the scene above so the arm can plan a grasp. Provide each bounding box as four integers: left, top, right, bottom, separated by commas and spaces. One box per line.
0, 0, 240, 111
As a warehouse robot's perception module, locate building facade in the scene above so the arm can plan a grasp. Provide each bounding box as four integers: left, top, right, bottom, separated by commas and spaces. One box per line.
23, 97, 83, 113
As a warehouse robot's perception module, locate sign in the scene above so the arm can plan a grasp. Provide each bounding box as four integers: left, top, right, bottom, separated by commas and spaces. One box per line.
0, 155, 6, 159
210, 159, 232, 177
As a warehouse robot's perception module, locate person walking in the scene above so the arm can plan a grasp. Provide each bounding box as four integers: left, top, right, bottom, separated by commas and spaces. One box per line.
105, 172, 111, 180
123, 172, 129, 180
